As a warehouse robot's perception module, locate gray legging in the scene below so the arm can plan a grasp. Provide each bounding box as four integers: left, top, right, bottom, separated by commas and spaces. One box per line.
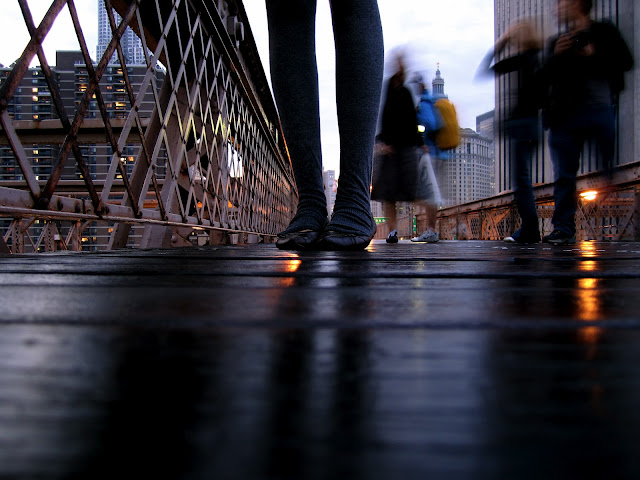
266, 0, 384, 235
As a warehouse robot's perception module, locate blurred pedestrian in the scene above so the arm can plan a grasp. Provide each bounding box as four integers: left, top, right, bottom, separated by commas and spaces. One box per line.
411, 75, 445, 243
371, 56, 422, 243
540, 0, 633, 245
267, 0, 384, 251
476, 20, 543, 244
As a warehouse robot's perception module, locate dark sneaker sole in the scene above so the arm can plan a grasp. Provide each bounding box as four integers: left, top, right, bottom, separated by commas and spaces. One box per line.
318, 231, 374, 251
275, 231, 322, 251
544, 237, 576, 245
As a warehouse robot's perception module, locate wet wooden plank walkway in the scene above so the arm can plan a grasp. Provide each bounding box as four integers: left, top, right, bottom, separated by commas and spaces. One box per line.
1, 240, 640, 479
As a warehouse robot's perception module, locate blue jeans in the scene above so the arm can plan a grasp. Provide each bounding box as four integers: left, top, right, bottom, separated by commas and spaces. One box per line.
505, 117, 539, 233
549, 105, 615, 235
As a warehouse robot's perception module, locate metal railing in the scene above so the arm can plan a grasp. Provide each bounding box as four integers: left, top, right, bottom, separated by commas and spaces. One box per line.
373, 161, 640, 242
0, 0, 296, 253
430, 162, 640, 242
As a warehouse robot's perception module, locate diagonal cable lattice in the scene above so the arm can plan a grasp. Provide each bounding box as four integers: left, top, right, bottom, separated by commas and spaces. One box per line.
0, 0, 296, 252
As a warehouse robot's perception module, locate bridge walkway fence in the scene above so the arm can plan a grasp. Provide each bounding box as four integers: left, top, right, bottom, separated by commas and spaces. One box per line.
0, 0, 297, 254
374, 161, 640, 242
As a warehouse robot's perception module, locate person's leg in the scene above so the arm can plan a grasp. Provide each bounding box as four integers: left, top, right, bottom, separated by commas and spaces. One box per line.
419, 154, 443, 232
423, 201, 438, 230
411, 199, 439, 242
510, 119, 539, 237
382, 201, 397, 232
382, 201, 399, 243
589, 105, 616, 178
266, 0, 328, 235
324, 0, 384, 236
549, 123, 582, 236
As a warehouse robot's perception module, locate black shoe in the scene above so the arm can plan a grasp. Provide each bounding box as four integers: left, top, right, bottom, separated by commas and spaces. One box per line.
276, 230, 322, 251
318, 230, 375, 251
386, 229, 399, 244
542, 230, 576, 245
503, 227, 540, 244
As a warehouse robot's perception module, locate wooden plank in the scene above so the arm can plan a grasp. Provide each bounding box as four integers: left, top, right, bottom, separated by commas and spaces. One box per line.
1, 240, 640, 478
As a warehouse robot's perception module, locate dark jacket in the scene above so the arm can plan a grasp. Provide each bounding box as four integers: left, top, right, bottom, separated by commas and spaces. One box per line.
379, 78, 420, 148
492, 49, 542, 120
541, 20, 634, 127
477, 46, 542, 122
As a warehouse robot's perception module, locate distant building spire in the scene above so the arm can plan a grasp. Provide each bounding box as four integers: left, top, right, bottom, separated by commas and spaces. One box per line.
432, 63, 448, 100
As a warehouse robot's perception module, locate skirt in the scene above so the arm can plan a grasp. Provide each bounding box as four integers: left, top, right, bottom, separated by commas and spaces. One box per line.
370, 146, 420, 202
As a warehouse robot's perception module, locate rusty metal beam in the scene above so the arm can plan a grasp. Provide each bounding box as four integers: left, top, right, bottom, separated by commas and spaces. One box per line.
0, 118, 148, 145
0, 110, 42, 200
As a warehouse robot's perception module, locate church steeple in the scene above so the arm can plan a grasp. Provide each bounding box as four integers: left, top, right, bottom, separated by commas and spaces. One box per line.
432, 63, 448, 100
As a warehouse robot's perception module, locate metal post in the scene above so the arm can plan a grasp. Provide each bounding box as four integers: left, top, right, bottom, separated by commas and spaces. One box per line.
14, 219, 25, 254
71, 220, 82, 252
0, 234, 10, 254
635, 187, 640, 241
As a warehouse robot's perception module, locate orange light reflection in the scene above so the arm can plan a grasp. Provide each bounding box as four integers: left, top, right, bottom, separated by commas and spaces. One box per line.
580, 241, 597, 257
578, 278, 600, 322
577, 277, 603, 349
283, 258, 301, 273
278, 257, 301, 288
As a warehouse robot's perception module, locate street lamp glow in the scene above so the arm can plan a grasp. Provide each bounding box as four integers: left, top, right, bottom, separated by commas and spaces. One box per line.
580, 191, 598, 201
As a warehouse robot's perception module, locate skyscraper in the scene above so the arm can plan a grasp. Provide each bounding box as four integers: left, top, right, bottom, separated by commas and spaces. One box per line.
96, 1, 145, 65
323, 169, 336, 216
442, 128, 494, 206
476, 110, 495, 143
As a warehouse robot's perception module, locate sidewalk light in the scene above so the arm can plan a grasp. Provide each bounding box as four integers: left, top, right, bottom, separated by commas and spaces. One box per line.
580, 190, 598, 201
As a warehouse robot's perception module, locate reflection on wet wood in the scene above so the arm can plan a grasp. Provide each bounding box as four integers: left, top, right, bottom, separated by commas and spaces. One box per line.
1, 240, 640, 479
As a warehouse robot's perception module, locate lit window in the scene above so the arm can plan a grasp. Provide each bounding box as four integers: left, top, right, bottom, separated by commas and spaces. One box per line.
32, 87, 38, 93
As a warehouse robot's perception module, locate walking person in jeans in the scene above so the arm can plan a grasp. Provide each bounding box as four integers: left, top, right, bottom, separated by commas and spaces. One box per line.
267, 0, 384, 251
476, 20, 544, 244
540, 0, 633, 245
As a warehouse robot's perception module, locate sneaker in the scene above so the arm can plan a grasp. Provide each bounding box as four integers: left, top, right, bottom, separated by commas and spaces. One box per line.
542, 230, 576, 245
503, 228, 540, 244
386, 229, 399, 243
411, 228, 439, 243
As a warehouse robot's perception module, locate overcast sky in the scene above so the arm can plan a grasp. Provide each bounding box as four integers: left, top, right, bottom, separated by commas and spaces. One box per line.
1, 0, 496, 175
243, 0, 496, 174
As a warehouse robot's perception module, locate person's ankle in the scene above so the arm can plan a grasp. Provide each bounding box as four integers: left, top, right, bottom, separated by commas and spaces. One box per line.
282, 208, 328, 234
328, 207, 375, 235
